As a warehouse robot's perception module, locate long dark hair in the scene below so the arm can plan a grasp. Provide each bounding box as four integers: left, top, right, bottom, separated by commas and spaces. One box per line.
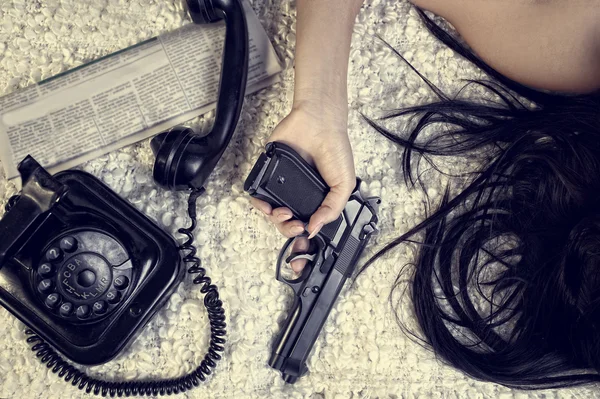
363, 8, 600, 389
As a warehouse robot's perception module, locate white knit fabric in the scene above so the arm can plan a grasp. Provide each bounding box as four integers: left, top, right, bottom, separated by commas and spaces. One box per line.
0, 1, 597, 398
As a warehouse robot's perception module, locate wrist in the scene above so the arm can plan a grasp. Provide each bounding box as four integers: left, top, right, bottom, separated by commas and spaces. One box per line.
293, 58, 349, 106
291, 94, 349, 128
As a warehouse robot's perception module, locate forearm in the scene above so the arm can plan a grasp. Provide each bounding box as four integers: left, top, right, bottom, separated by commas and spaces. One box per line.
260, 0, 363, 237
293, 0, 364, 114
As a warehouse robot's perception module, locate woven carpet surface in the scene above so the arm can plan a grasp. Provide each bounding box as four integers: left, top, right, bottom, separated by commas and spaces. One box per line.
0, 1, 597, 398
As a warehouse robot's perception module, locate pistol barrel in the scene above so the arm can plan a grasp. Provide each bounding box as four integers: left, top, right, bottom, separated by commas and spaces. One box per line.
267, 263, 361, 383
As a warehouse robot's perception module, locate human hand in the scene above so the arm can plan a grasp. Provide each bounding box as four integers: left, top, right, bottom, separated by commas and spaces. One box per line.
249, 0, 362, 272
249, 99, 356, 272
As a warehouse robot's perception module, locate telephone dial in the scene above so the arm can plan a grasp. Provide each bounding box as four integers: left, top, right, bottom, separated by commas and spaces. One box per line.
0, 0, 248, 396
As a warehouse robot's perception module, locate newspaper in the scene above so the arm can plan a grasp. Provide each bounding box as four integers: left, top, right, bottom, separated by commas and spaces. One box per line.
0, 0, 282, 184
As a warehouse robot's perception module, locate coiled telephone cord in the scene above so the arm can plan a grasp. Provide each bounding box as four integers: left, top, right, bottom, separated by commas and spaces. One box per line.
6, 188, 227, 397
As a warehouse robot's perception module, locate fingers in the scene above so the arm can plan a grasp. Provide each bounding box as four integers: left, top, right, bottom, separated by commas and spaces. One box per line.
307, 181, 355, 238
290, 237, 310, 273
249, 197, 272, 216
275, 219, 306, 238
250, 198, 305, 238
250, 196, 309, 273
268, 208, 305, 237
270, 207, 293, 224
251, 182, 356, 240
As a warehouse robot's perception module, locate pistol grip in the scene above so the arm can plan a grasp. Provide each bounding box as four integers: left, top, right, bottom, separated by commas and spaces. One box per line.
244, 142, 344, 241
245, 142, 328, 220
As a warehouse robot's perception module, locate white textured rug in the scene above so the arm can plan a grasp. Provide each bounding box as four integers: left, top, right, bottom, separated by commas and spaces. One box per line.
0, 1, 598, 398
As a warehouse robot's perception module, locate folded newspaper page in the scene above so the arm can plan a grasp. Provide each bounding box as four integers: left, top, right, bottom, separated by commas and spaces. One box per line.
0, 0, 282, 184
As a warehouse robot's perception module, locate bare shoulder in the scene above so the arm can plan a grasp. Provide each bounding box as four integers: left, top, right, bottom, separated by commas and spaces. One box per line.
408, 0, 600, 93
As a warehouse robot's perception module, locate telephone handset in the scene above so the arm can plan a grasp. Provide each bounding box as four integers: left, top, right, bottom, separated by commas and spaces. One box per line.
0, 0, 249, 396
151, 0, 248, 190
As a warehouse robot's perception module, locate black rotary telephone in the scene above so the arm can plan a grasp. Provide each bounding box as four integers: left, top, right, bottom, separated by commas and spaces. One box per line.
0, 0, 248, 396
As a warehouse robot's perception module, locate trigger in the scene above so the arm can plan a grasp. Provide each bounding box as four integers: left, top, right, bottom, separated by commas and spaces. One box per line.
285, 252, 316, 264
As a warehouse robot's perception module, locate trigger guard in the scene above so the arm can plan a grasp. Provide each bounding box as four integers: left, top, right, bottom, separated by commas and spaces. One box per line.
275, 235, 325, 288
285, 252, 316, 264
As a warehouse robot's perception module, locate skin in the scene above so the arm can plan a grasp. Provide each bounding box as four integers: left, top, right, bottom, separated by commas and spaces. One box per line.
412, 0, 600, 93
250, 0, 600, 271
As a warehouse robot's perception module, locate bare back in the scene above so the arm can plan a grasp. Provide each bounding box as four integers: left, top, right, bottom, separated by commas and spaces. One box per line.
411, 0, 600, 93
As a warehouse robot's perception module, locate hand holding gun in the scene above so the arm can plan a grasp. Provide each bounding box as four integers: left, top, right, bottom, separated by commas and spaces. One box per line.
244, 142, 380, 383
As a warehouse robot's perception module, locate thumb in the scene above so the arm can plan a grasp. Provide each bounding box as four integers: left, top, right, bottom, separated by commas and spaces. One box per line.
307, 181, 355, 239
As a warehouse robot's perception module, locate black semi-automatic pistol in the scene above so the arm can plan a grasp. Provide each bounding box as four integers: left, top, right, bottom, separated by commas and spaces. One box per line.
244, 142, 380, 383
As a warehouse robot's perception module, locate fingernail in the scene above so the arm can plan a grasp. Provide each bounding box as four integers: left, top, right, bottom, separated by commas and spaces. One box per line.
308, 223, 324, 239
291, 225, 305, 235
277, 212, 292, 222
